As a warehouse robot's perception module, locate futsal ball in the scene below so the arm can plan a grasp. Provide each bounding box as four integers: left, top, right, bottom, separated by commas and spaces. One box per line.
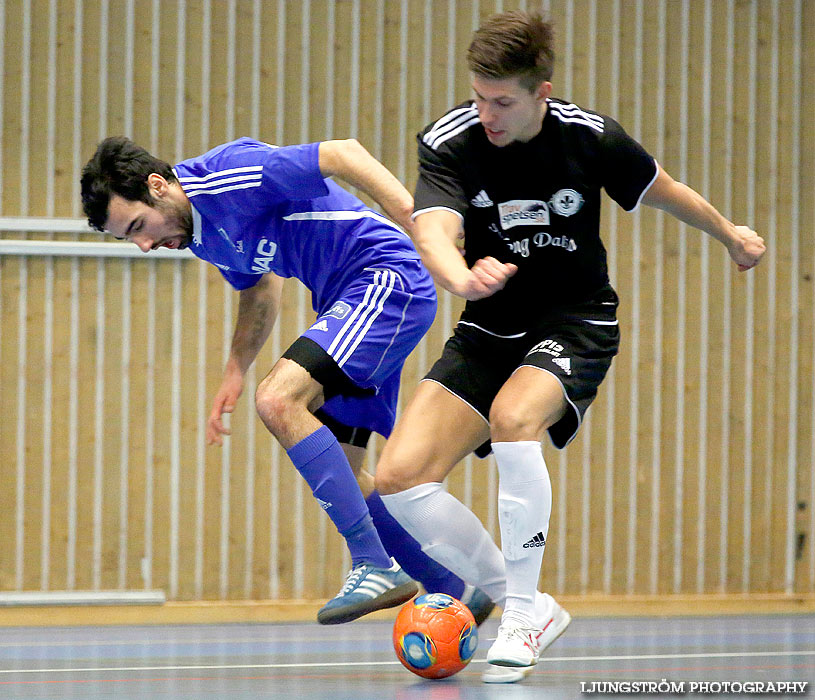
392, 593, 478, 679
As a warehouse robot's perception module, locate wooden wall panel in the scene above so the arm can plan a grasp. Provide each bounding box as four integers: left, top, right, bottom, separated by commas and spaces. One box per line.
0, 0, 812, 604
797, 0, 815, 595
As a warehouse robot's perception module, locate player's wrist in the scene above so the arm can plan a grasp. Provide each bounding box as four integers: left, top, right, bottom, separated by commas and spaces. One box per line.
224, 355, 249, 378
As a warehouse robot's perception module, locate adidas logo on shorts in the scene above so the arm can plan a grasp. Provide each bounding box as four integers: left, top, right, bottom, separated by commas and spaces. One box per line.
523, 532, 547, 548
316, 498, 332, 510
552, 356, 572, 375
470, 190, 494, 208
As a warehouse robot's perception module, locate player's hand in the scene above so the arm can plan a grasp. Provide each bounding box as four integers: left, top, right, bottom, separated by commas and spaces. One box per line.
460, 256, 518, 300
727, 225, 766, 271
206, 371, 245, 446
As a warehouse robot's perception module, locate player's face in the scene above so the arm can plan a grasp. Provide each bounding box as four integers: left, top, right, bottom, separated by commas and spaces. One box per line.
105, 176, 193, 252
471, 75, 552, 147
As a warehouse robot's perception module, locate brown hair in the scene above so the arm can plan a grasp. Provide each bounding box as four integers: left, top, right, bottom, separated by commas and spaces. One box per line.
467, 10, 555, 91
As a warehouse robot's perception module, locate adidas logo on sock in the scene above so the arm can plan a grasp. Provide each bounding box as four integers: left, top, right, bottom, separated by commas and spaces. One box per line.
470, 189, 494, 207
523, 532, 546, 548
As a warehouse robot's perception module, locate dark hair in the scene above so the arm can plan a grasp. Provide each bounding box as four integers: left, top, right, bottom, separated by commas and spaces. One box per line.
467, 10, 555, 91
81, 136, 176, 231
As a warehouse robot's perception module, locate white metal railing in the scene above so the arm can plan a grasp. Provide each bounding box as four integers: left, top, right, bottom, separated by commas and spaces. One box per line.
0, 239, 195, 259
0, 216, 96, 233
0, 217, 194, 259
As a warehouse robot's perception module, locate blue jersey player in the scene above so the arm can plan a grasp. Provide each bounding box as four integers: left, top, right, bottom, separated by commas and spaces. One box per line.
81, 136, 494, 625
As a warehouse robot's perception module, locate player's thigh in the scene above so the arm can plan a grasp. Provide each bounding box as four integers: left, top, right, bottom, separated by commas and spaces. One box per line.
375, 380, 490, 494
489, 366, 569, 442
256, 356, 325, 413
516, 319, 619, 448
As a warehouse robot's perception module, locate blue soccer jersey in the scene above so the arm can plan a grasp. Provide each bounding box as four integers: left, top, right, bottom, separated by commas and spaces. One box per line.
174, 138, 423, 314
174, 138, 437, 438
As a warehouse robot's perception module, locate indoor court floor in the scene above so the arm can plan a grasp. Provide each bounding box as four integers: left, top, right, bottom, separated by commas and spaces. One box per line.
0, 613, 812, 699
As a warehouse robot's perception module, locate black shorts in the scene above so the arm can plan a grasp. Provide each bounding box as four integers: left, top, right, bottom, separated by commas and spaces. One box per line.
424, 311, 619, 455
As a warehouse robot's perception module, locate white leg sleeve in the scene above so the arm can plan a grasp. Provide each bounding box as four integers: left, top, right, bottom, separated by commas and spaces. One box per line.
381, 482, 507, 604
492, 440, 552, 626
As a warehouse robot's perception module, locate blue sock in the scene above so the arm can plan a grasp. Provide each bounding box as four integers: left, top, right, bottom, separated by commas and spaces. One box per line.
366, 490, 465, 598
287, 426, 391, 569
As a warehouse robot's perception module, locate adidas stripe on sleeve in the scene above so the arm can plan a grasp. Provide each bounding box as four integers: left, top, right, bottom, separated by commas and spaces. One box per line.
177, 139, 329, 209
414, 104, 478, 219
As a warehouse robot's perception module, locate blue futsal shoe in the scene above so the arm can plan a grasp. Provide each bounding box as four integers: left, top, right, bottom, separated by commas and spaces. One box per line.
317, 558, 419, 625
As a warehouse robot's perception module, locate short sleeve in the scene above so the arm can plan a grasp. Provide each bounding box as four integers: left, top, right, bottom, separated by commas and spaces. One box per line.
179, 139, 330, 210
598, 118, 658, 212
259, 141, 330, 202
413, 135, 469, 218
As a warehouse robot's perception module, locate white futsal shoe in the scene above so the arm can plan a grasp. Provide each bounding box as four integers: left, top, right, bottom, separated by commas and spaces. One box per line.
486, 621, 543, 667
481, 594, 571, 684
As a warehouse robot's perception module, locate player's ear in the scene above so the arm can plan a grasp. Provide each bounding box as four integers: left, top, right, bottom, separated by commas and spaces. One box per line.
147, 172, 168, 200
536, 81, 553, 102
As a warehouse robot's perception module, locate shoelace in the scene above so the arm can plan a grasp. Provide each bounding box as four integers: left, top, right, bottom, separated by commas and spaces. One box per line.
497, 624, 540, 646
337, 564, 368, 595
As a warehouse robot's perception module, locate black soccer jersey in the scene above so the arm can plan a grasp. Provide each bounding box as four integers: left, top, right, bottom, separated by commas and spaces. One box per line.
414, 98, 658, 334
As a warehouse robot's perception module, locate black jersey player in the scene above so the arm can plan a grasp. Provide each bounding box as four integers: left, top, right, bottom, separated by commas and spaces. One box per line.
376, 9, 765, 684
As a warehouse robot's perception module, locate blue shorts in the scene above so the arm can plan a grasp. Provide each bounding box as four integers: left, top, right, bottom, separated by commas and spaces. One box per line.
293, 260, 437, 438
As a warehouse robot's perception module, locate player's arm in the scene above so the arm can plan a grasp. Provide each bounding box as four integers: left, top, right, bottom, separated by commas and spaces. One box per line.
206, 272, 284, 445
317, 139, 414, 231
641, 164, 766, 271
412, 209, 517, 301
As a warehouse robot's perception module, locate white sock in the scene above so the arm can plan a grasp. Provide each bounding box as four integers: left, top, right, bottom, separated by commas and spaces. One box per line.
381, 482, 507, 604
492, 440, 552, 627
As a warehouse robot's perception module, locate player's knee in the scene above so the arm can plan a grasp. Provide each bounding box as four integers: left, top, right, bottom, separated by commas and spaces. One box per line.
374, 455, 419, 495
254, 380, 296, 435
373, 462, 401, 496
489, 404, 542, 442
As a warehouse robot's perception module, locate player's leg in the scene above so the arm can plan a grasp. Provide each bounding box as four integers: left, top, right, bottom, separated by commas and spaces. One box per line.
376, 379, 512, 605
486, 318, 618, 670
375, 322, 576, 683
265, 264, 436, 624
255, 354, 390, 568
377, 323, 517, 607
255, 348, 417, 624
319, 411, 495, 624
348, 445, 496, 624
485, 366, 568, 667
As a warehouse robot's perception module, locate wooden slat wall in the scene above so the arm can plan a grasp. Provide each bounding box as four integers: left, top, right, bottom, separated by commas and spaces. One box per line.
0, 0, 812, 602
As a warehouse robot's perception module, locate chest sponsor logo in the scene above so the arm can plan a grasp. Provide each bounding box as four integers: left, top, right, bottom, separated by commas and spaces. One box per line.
470, 190, 494, 208
251, 239, 278, 273
325, 301, 352, 320
498, 199, 550, 230
235, 240, 244, 254
549, 189, 584, 217
505, 232, 578, 257
533, 232, 577, 252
